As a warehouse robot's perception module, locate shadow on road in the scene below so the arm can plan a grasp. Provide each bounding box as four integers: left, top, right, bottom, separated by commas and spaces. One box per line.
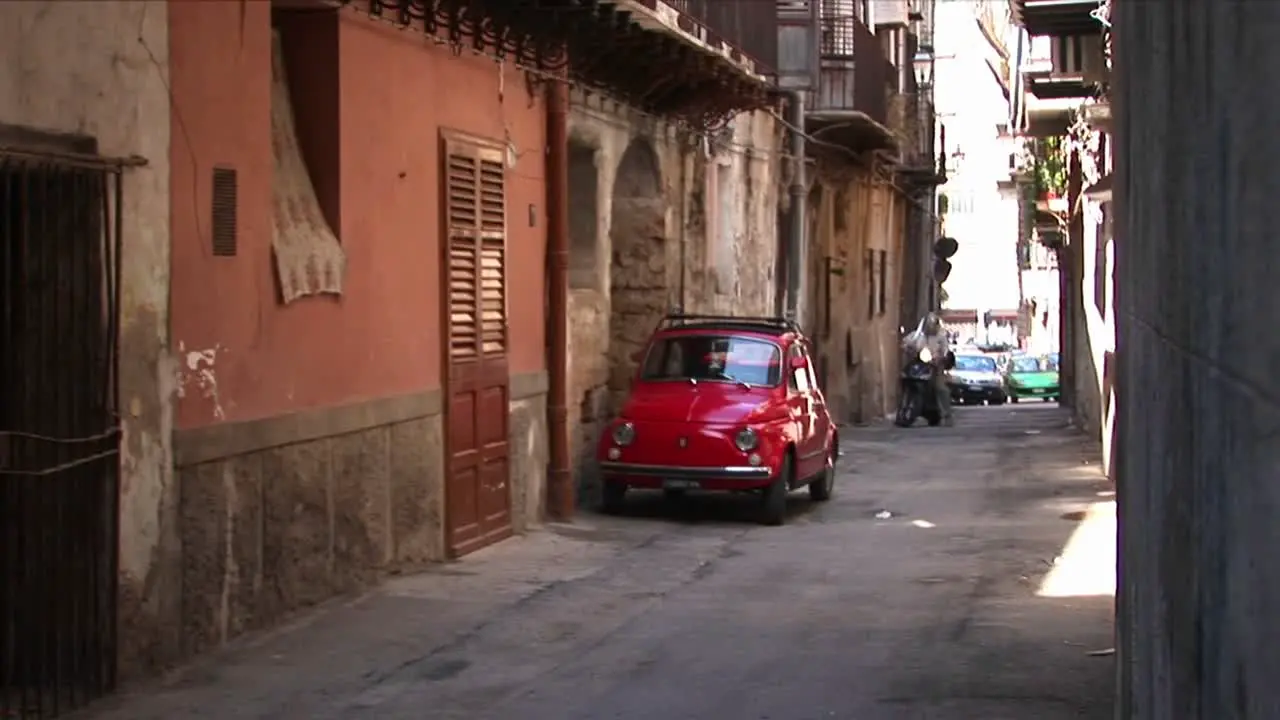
76, 403, 1115, 720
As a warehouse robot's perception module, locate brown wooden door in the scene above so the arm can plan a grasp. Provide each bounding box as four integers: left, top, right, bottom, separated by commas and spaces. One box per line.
441, 131, 512, 557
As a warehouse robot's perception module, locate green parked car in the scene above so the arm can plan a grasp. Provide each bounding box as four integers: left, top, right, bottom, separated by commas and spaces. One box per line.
1004, 354, 1060, 402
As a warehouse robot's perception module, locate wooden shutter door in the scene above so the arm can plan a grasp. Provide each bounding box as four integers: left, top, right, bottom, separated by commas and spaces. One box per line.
441, 131, 512, 557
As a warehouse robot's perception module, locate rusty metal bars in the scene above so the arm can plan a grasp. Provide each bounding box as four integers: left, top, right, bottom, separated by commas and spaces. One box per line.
0, 148, 123, 719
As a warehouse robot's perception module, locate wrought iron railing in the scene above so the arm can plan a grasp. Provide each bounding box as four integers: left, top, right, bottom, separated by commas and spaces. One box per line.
0, 146, 124, 719
813, 12, 890, 123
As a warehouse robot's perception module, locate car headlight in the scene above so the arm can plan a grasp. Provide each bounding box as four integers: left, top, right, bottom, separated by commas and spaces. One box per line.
734, 427, 759, 452
918, 348, 933, 364
612, 422, 636, 447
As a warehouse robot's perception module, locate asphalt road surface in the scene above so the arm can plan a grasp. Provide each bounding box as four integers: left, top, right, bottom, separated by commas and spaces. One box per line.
84, 403, 1115, 720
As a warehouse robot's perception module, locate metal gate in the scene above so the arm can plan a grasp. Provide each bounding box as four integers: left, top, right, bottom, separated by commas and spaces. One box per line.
0, 145, 126, 718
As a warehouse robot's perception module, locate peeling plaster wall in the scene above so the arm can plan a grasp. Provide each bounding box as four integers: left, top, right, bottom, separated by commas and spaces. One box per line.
564, 93, 781, 502
0, 1, 175, 676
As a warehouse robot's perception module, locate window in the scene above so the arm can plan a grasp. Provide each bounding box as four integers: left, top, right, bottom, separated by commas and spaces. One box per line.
442, 131, 508, 361
567, 141, 599, 289
865, 249, 876, 321
876, 249, 887, 315
1094, 203, 1111, 316
1011, 356, 1042, 373
270, 19, 345, 303
954, 355, 998, 373
787, 345, 812, 392
641, 335, 782, 387
712, 157, 738, 294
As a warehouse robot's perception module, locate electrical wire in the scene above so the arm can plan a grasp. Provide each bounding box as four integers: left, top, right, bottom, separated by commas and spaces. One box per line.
765, 107, 945, 224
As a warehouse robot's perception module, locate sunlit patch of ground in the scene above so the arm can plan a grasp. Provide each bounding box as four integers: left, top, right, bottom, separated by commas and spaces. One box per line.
1037, 500, 1116, 598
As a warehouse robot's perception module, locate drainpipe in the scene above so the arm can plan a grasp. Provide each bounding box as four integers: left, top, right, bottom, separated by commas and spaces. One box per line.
677, 137, 689, 311
545, 79, 572, 520
784, 91, 807, 322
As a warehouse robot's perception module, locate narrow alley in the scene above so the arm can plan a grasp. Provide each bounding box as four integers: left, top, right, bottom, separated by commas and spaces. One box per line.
80, 405, 1114, 720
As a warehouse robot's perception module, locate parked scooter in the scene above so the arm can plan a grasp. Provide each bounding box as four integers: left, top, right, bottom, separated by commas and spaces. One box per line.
895, 345, 956, 428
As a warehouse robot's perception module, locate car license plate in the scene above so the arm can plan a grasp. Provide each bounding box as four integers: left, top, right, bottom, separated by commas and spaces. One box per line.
664, 479, 700, 490
1032, 388, 1045, 394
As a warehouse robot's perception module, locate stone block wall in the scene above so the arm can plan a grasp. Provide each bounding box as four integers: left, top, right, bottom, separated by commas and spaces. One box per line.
563, 91, 781, 504
174, 372, 547, 660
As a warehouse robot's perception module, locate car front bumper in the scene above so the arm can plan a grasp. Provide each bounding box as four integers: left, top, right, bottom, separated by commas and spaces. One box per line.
1009, 385, 1060, 399
949, 383, 1006, 403
598, 461, 775, 491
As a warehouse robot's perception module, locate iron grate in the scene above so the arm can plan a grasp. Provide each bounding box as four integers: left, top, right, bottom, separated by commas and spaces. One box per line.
211, 166, 238, 256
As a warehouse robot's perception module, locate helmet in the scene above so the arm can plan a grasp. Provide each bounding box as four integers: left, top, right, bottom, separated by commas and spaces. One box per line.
922, 313, 942, 336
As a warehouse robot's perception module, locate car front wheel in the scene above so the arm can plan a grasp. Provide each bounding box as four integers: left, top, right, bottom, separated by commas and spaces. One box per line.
760, 454, 792, 526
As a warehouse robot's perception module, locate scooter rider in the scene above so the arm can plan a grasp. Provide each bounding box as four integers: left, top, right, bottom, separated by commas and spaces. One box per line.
920, 313, 953, 426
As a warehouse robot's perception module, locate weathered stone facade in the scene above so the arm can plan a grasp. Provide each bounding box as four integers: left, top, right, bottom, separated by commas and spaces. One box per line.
564, 90, 782, 503
0, 0, 176, 677
806, 173, 908, 425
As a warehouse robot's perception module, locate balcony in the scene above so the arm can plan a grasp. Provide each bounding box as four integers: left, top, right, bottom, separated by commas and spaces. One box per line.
806, 8, 896, 150
341, 0, 775, 130
1010, 0, 1101, 37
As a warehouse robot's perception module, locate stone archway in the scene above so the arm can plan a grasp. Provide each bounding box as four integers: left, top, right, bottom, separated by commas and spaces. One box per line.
607, 138, 666, 412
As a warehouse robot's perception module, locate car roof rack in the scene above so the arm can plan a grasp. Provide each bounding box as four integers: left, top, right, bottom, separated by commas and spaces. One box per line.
658, 312, 802, 335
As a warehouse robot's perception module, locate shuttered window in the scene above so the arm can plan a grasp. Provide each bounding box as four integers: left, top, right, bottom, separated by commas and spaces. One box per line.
443, 133, 507, 361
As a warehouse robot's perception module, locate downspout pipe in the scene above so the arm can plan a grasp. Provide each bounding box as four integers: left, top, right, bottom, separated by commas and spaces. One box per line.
784, 90, 807, 322
545, 79, 573, 520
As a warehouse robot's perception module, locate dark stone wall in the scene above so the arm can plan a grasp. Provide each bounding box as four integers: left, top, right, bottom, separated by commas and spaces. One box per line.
1114, 3, 1280, 717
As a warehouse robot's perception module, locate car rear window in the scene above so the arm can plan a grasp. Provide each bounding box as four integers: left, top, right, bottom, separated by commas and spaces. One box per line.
954, 355, 997, 373
640, 335, 782, 387
1011, 357, 1041, 373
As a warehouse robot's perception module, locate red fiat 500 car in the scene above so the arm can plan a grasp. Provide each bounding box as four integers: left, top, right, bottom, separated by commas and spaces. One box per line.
596, 314, 838, 526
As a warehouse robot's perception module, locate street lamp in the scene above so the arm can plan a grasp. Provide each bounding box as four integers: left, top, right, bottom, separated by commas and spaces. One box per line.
913, 49, 934, 90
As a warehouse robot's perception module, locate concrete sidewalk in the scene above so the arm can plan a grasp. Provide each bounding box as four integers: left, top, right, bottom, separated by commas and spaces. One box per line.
80, 403, 1116, 720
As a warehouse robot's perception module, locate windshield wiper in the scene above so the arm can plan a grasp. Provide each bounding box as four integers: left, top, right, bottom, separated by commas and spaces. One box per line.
722, 373, 752, 390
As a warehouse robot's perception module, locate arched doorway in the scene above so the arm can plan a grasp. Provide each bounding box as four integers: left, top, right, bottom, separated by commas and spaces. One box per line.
607, 139, 665, 415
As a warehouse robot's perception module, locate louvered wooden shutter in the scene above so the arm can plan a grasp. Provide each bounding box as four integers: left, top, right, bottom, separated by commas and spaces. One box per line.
443, 134, 507, 361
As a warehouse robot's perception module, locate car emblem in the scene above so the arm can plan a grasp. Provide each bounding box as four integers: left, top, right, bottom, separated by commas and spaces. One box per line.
678, 437, 688, 448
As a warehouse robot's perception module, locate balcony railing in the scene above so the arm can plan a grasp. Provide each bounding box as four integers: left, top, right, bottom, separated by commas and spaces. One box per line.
666, 0, 780, 74
812, 12, 891, 124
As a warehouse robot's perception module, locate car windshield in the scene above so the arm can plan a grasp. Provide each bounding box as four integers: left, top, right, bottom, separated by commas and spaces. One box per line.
1011, 357, 1042, 373
954, 355, 997, 373
640, 334, 782, 386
